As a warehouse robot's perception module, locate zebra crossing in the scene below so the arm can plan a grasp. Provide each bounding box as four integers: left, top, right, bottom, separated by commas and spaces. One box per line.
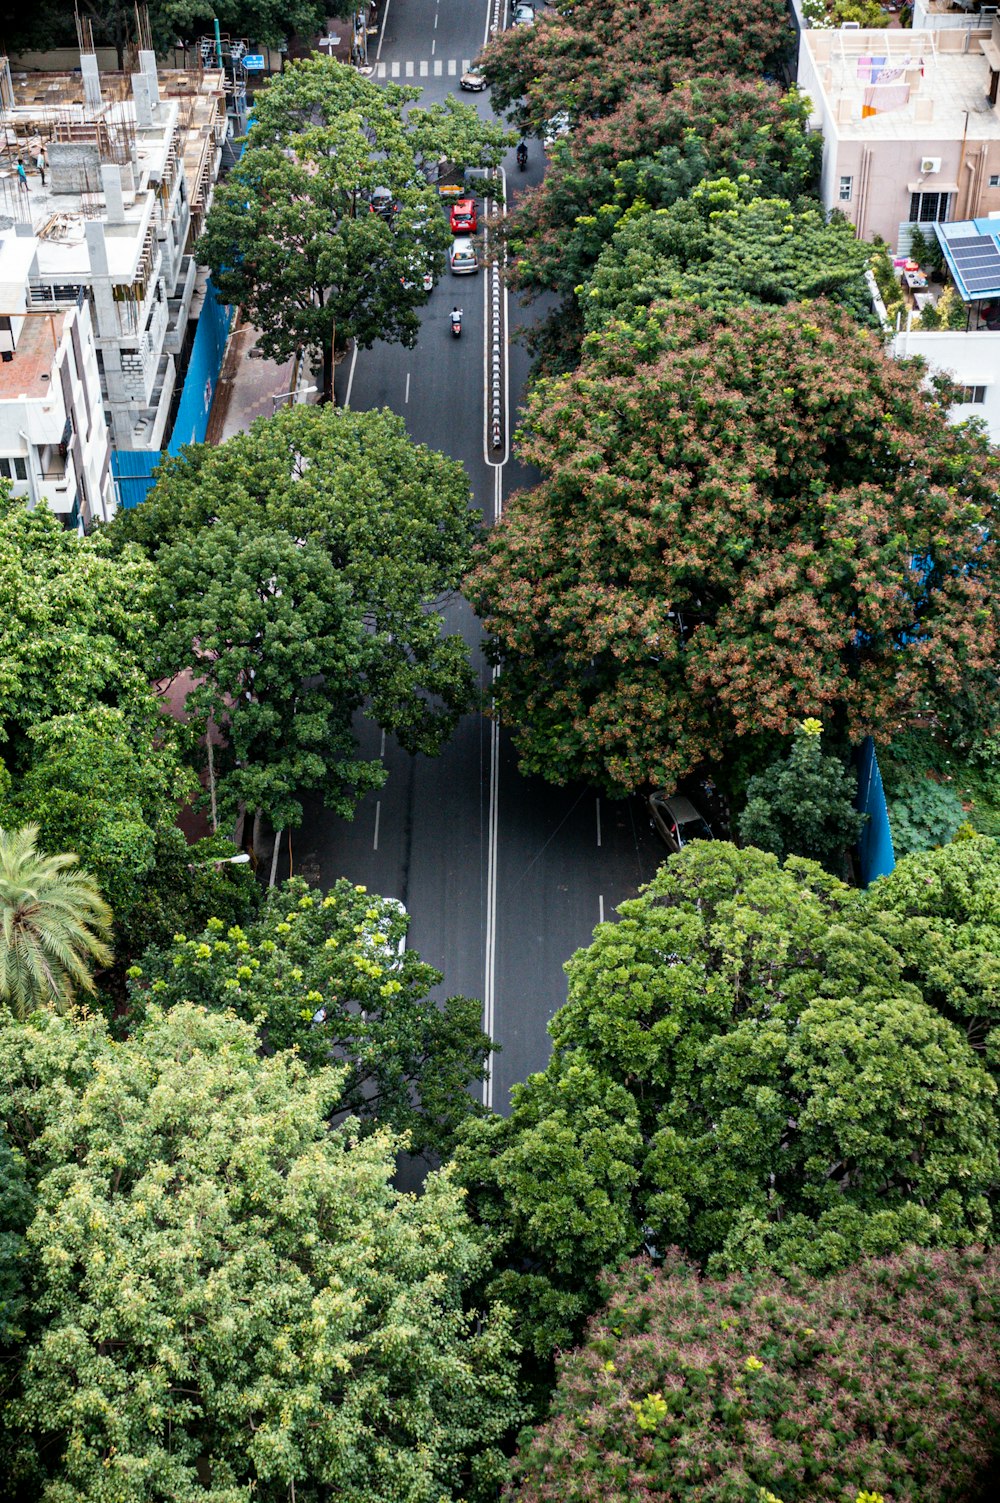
374, 59, 473, 79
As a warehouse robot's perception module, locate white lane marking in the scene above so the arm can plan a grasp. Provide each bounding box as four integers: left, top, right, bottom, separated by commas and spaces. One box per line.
431, 40, 436, 56
404, 371, 410, 403
434, 58, 442, 75
461, 58, 471, 70
373, 800, 381, 851
447, 59, 457, 75
596, 797, 602, 847
434, 10, 439, 26
405, 60, 413, 76
391, 60, 400, 77
380, 730, 386, 758
483, 670, 501, 1109
376, 62, 386, 78
376, 0, 392, 62
483, 165, 511, 469
344, 343, 359, 408
419, 60, 428, 76
599, 894, 605, 924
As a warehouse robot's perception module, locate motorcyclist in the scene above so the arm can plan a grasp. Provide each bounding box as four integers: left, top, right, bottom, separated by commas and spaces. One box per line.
516, 140, 528, 167
451, 305, 463, 323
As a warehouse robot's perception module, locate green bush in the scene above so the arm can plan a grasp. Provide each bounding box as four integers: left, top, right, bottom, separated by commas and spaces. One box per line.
511, 1249, 1000, 1503
737, 719, 864, 872
888, 775, 966, 855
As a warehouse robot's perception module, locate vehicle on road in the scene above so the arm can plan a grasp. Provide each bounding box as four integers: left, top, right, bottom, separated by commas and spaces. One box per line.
451, 305, 463, 337
449, 197, 478, 234
512, 3, 535, 24
516, 141, 528, 170
460, 67, 487, 91
449, 237, 479, 274
647, 791, 714, 854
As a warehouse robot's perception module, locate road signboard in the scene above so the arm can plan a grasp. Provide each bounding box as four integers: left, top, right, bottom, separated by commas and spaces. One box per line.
243, 54, 265, 70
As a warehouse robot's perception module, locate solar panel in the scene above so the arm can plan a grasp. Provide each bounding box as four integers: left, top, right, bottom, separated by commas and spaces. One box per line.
946, 231, 1000, 295
946, 236, 990, 251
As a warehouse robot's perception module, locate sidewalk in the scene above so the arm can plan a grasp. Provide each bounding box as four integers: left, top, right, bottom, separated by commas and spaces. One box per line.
205, 317, 304, 443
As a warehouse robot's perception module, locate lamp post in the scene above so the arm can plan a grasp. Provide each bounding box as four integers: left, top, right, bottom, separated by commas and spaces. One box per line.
189, 852, 252, 869
271, 384, 317, 412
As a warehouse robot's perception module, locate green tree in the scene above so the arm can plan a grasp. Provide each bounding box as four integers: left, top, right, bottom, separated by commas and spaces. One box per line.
455, 843, 998, 1358
511, 1250, 1000, 1503
5, 2, 338, 67
130, 876, 492, 1159
0, 501, 156, 760
0, 824, 113, 1018
0, 1130, 31, 1349
737, 718, 865, 871
865, 834, 1000, 1067
200, 58, 511, 400
0, 1004, 520, 1502
480, 0, 792, 131
110, 404, 479, 830
505, 79, 820, 302
581, 184, 876, 336
9, 707, 257, 961
469, 303, 1000, 797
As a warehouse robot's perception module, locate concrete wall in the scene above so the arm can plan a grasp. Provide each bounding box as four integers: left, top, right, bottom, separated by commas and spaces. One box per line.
892, 324, 1000, 441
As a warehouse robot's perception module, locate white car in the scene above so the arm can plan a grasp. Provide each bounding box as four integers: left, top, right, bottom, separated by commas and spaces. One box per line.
543, 111, 572, 148
449, 237, 479, 275
512, 3, 535, 24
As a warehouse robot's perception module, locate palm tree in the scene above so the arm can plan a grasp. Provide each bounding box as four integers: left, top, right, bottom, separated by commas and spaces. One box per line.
0, 825, 113, 1018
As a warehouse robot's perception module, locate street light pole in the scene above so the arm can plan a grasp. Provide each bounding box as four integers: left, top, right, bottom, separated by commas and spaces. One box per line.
270, 384, 317, 412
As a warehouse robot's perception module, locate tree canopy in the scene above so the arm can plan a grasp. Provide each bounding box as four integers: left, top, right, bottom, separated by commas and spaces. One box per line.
130, 876, 492, 1159
469, 302, 1000, 796
505, 79, 819, 300
0, 1004, 520, 1503
581, 182, 876, 335
0, 500, 156, 760
200, 58, 511, 399
110, 404, 479, 831
479, 0, 792, 132
737, 718, 865, 872
511, 1249, 1000, 1503
454, 843, 999, 1358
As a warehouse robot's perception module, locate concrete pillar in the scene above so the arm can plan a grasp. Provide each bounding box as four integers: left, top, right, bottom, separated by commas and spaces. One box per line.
139, 50, 160, 110
132, 74, 153, 129
101, 164, 125, 225
81, 55, 102, 112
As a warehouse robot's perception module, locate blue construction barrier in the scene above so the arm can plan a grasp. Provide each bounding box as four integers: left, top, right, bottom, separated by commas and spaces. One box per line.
856, 735, 896, 886
111, 277, 232, 509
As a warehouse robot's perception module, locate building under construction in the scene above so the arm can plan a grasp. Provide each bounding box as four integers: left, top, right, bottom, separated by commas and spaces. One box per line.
0, 13, 227, 456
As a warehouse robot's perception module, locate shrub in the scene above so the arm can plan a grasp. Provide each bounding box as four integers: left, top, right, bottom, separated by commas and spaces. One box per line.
511, 1249, 1000, 1503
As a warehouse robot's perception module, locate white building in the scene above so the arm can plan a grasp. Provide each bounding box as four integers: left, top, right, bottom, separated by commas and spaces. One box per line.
0, 50, 225, 452
0, 228, 114, 527
798, 22, 1000, 251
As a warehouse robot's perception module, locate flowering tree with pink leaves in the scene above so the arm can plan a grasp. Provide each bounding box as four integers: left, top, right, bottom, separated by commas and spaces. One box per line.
511, 1249, 1000, 1503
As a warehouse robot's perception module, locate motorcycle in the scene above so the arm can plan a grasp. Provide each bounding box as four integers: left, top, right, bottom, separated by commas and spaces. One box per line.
451, 307, 463, 338
516, 143, 528, 171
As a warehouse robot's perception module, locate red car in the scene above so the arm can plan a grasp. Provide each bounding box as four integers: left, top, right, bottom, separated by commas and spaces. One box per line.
449, 197, 477, 235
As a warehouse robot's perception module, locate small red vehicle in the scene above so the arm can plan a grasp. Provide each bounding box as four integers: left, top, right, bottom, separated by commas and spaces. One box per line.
449, 197, 478, 235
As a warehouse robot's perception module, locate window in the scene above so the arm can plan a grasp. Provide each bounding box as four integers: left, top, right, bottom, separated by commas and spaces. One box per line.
910, 191, 950, 224
959, 385, 987, 404
991, 175, 1000, 188
0, 457, 28, 481
839, 175, 853, 203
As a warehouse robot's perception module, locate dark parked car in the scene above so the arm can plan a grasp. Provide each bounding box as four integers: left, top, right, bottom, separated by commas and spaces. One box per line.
648, 791, 714, 854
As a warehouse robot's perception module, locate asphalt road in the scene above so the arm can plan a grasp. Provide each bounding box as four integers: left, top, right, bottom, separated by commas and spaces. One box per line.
284, 0, 665, 1109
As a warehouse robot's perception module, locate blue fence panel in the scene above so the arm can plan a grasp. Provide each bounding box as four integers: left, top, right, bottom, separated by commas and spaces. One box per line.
111, 277, 232, 508
856, 736, 896, 886
111, 448, 161, 509
167, 279, 232, 456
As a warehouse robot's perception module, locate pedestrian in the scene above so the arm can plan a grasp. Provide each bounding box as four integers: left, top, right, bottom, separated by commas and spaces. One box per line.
35, 148, 45, 186
16, 156, 28, 190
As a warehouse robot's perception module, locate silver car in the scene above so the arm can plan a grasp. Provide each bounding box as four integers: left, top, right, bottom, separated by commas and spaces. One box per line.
648, 792, 714, 854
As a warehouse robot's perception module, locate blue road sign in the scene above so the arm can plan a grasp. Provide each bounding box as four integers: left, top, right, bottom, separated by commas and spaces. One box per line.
243, 54, 265, 70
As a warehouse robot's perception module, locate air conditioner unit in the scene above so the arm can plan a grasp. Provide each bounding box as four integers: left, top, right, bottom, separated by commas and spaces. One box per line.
921, 157, 942, 175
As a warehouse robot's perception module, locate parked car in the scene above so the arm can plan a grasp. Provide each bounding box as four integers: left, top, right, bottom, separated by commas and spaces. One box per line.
459, 67, 487, 91
449, 237, 479, 274
647, 791, 714, 854
512, 3, 535, 24
449, 196, 478, 234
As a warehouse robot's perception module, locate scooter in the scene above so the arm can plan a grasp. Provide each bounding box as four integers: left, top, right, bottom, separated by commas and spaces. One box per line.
451, 307, 463, 338
516, 143, 528, 171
